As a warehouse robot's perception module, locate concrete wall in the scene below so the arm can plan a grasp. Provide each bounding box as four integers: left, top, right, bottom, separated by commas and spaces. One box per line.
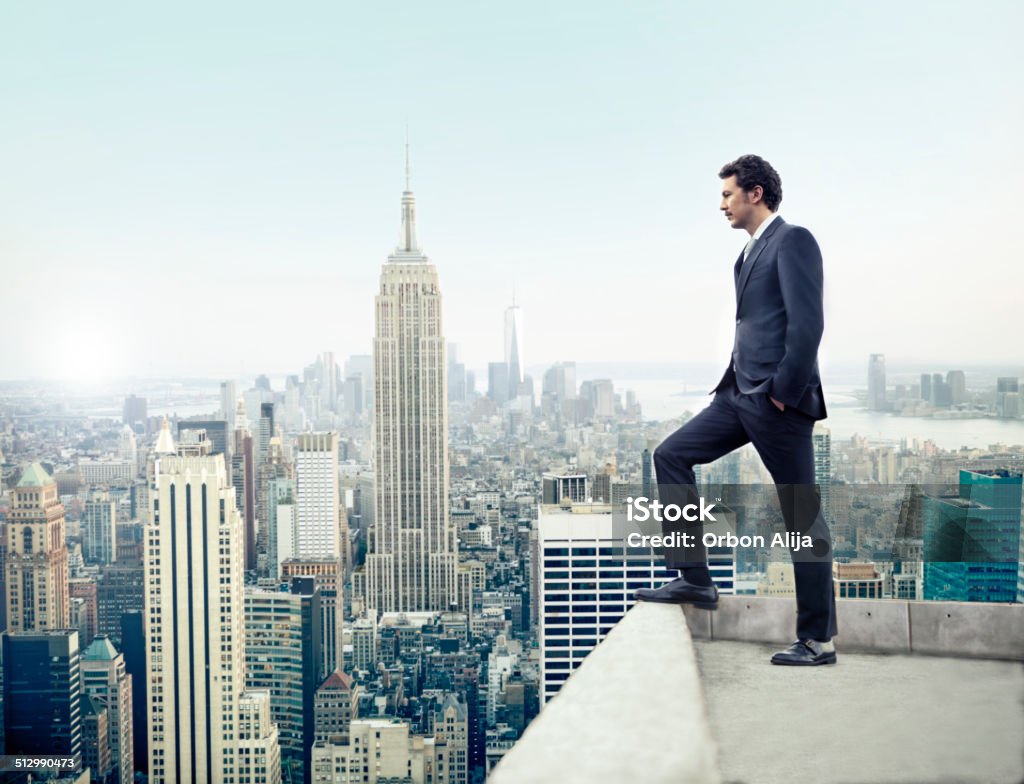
489, 602, 721, 784
683, 596, 1024, 661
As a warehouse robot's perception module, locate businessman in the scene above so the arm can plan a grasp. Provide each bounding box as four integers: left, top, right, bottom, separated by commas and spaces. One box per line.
635, 155, 839, 666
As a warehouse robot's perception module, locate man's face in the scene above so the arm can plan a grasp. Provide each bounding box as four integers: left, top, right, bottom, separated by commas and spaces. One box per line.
720, 175, 761, 231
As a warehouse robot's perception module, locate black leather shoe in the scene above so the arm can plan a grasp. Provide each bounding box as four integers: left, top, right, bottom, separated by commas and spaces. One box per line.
770, 639, 837, 666
633, 577, 718, 609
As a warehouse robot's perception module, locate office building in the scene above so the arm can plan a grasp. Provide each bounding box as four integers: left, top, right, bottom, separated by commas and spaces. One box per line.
314, 669, 360, 744
996, 377, 1020, 418
891, 561, 923, 600
833, 562, 884, 598
84, 489, 118, 566
920, 373, 932, 402
343, 375, 363, 416
177, 419, 230, 462
433, 694, 469, 784
220, 380, 238, 430
535, 502, 677, 704
589, 379, 615, 419
813, 423, 833, 526
923, 469, 1022, 603
145, 445, 280, 782
364, 173, 458, 614
259, 402, 275, 465
237, 690, 283, 784
946, 370, 967, 406
79, 458, 136, 486
83, 694, 114, 782
97, 563, 144, 642
309, 722, 397, 784
320, 351, 339, 414
119, 424, 138, 466
263, 451, 297, 579
592, 464, 613, 503
120, 610, 148, 776
310, 719, 438, 784
541, 473, 588, 505
349, 615, 378, 671
542, 362, 576, 401
504, 300, 524, 401
756, 563, 796, 597
344, 354, 373, 413
930, 372, 950, 407
867, 354, 886, 411
123, 394, 147, 432
81, 635, 134, 784
70, 578, 99, 648
2, 630, 82, 762
447, 344, 466, 404
282, 558, 344, 680
244, 579, 322, 784
256, 435, 294, 577
5, 462, 71, 631
232, 399, 257, 572
295, 432, 340, 559
641, 448, 653, 499
488, 361, 509, 406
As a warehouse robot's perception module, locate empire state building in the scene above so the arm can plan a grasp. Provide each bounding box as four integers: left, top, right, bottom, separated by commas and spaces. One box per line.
364, 171, 458, 613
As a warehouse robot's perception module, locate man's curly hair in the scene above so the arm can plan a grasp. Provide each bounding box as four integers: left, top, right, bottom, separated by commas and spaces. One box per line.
719, 155, 783, 212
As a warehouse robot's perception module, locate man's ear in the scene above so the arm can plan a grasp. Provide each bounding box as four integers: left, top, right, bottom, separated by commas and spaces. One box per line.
749, 185, 764, 205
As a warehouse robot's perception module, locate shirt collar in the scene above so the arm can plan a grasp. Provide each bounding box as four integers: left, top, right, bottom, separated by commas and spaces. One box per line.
751, 212, 780, 242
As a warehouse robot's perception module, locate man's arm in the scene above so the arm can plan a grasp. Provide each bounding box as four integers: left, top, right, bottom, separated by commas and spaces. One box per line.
769, 226, 824, 409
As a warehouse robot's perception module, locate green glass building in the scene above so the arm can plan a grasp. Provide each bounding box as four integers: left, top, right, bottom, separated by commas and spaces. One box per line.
923, 469, 1022, 602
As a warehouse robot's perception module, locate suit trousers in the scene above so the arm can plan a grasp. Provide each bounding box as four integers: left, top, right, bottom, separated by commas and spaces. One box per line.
652, 379, 838, 641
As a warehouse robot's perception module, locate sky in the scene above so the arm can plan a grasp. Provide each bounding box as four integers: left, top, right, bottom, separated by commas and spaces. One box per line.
2, 1, 1022, 382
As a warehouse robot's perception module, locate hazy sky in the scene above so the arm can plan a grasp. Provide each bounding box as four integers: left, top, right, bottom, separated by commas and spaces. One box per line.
2, 1, 1022, 382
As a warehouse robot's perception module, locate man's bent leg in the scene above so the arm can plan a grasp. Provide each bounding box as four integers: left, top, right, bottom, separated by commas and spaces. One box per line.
653, 392, 749, 570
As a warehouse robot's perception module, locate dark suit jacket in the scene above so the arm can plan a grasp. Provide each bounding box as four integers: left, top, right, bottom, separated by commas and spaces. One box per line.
712, 216, 827, 420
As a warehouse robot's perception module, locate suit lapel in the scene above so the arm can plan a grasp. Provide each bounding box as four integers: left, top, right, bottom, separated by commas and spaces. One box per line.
735, 216, 785, 309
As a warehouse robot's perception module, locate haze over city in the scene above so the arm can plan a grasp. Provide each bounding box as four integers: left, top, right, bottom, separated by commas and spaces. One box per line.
3, 1, 1022, 380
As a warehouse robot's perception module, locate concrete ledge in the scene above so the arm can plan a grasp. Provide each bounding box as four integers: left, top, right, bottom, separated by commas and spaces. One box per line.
681, 602, 712, 639
709, 595, 794, 645
489, 602, 721, 784
683, 596, 1023, 660
834, 599, 911, 654
909, 601, 1024, 660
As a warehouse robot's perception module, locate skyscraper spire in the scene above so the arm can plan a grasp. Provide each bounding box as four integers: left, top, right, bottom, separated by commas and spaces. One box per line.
395, 133, 421, 257
504, 298, 524, 400
154, 416, 176, 454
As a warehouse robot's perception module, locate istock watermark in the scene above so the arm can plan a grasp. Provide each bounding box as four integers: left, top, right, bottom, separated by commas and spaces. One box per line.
612, 485, 833, 563
624, 495, 719, 523
622, 495, 813, 551
610, 481, 1021, 567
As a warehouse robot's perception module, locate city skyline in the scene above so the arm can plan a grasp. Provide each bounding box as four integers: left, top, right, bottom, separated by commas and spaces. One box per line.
1, 334, 1022, 781
3, 2, 1023, 379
